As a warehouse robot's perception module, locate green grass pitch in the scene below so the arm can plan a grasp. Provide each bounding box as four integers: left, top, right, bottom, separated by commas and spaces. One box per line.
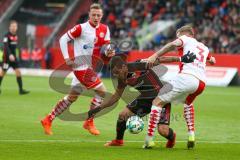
0, 75, 240, 160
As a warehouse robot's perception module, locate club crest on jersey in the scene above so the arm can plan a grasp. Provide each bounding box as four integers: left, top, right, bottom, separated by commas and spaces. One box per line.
99, 32, 105, 38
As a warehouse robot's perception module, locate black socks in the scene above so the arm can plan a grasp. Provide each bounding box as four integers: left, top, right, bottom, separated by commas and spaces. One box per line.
16, 76, 23, 91
166, 128, 174, 141
116, 119, 127, 140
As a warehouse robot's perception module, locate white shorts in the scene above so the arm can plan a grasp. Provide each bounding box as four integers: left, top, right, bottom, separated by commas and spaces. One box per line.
158, 73, 204, 104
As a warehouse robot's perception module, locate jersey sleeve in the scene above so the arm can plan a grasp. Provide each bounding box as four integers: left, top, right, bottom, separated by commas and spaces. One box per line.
127, 61, 148, 72
104, 26, 110, 44
207, 52, 212, 60
176, 35, 188, 48
67, 24, 82, 39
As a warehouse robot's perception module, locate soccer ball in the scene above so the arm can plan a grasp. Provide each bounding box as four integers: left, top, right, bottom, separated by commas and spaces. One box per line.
126, 116, 144, 134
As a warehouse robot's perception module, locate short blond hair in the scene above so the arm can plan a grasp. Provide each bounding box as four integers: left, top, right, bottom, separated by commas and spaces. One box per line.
90, 3, 102, 10
176, 25, 194, 36
10, 20, 17, 25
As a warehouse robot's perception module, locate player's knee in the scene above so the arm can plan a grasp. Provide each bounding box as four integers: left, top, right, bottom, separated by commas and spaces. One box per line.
97, 90, 106, 98
15, 69, 21, 77
152, 97, 163, 107
158, 125, 169, 137
0, 70, 5, 77
95, 86, 106, 97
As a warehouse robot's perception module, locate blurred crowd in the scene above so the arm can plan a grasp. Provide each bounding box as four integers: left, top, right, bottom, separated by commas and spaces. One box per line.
99, 0, 240, 53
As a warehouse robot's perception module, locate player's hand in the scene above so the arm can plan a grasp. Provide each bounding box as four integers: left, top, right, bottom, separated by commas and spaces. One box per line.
9, 54, 15, 62
65, 58, 77, 68
208, 56, 216, 65
180, 52, 196, 63
105, 49, 115, 57
147, 54, 158, 68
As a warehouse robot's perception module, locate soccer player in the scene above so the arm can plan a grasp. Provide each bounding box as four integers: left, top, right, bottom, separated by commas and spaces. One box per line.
144, 25, 216, 149
41, 3, 115, 136
87, 53, 196, 147
0, 20, 29, 95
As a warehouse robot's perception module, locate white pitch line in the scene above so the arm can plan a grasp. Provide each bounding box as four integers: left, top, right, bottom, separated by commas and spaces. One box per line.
0, 140, 240, 144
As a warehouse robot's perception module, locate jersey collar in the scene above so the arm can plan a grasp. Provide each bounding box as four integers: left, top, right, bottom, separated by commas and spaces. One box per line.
88, 20, 99, 28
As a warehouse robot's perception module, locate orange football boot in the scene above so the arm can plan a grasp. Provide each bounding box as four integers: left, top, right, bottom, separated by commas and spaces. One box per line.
83, 118, 100, 135
41, 115, 53, 135
104, 139, 124, 146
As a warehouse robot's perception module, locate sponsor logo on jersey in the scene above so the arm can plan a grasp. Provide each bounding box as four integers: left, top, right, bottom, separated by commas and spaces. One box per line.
83, 44, 94, 49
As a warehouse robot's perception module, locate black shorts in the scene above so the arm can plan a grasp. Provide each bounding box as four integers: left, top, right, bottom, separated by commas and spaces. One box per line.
0, 61, 19, 71
127, 97, 171, 125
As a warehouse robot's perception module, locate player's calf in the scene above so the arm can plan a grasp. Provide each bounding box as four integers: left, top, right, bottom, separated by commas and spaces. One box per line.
41, 96, 74, 135
184, 103, 195, 149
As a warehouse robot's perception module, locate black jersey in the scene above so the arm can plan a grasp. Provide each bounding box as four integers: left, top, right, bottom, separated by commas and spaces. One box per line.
117, 61, 166, 99
2, 32, 18, 62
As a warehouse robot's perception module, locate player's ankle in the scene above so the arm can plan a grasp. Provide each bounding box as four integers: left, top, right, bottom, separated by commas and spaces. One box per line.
145, 135, 154, 142
188, 131, 195, 136
46, 115, 53, 122
188, 132, 195, 141
115, 139, 123, 142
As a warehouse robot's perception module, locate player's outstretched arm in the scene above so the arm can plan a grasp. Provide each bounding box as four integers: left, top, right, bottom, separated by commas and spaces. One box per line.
101, 87, 125, 109
88, 87, 125, 118
151, 52, 196, 66
147, 39, 183, 67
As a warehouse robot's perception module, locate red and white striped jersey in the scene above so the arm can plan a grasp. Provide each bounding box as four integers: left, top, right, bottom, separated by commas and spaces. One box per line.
61, 21, 110, 70
177, 35, 210, 82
